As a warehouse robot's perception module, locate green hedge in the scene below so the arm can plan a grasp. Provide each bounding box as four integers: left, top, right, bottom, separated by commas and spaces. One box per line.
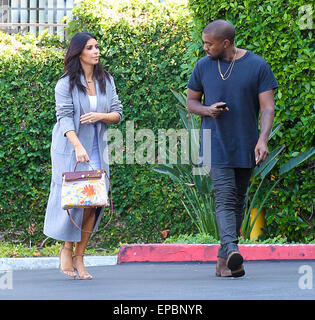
0, 0, 313, 246
0, 0, 193, 248
186, 0, 315, 241
0, 31, 64, 242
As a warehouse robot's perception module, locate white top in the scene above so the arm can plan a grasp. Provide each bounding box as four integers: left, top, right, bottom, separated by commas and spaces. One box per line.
88, 95, 97, 112
88, 95, 101, 169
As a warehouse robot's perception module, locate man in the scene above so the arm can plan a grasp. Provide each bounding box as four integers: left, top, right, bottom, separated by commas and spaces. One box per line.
187, 19, 278, 277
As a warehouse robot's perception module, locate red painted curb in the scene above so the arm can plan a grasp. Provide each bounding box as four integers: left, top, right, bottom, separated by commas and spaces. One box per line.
117, 244, 315, 263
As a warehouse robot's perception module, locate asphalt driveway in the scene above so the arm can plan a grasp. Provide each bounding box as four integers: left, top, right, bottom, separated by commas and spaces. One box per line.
1, 260, 314, 300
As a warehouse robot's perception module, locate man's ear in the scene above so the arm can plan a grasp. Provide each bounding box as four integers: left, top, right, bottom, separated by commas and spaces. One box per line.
223, 39, 231, 49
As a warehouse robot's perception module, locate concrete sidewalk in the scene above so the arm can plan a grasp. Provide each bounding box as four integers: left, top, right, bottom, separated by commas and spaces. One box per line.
0, 255, 117, 270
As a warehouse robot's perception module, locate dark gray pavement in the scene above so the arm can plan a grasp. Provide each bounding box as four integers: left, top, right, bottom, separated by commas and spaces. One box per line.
0, 260, 314, 300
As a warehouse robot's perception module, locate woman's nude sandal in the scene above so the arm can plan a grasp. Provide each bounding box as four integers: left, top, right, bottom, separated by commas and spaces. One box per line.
59, 245, 76, 279
72, 254, 93, 280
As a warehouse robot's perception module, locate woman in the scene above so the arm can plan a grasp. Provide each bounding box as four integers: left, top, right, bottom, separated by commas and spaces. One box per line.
44, 32, 123, 280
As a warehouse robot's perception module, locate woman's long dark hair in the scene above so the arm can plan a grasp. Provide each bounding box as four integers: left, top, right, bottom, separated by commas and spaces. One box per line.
62, 32, 110, 94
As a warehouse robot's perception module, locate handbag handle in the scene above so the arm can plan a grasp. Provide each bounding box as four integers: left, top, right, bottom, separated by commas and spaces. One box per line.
66, 161, 114, 234
73, 160, 95, 172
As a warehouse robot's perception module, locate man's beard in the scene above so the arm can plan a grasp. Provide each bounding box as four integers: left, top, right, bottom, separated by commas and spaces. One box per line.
208, 51, 225, 60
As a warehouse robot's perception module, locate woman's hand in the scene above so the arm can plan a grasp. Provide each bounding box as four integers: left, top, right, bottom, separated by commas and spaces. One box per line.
74, 144, 90, 163
80, 112, 103, 124
80, 112, 121, 125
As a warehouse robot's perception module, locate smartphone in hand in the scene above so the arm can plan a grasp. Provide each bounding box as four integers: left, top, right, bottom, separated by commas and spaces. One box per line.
216, 103, 227, 109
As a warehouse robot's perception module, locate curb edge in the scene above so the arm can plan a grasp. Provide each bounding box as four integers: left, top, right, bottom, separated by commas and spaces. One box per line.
117, 243, 315, 263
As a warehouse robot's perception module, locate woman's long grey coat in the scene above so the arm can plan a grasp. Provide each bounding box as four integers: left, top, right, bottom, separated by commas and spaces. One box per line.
44, 73, 123, 241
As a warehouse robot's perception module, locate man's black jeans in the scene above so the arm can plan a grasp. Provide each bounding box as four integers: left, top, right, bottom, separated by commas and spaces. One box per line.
210, 167, 252, 259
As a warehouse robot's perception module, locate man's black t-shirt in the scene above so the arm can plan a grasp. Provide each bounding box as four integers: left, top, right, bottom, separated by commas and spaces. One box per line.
188, 50, 278, 168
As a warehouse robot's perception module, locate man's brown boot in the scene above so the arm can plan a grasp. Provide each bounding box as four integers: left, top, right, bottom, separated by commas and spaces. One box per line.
231, 263, 245, 277
215, 257, 232, 277
226, 251, 245, 277
227, 251, 243, 270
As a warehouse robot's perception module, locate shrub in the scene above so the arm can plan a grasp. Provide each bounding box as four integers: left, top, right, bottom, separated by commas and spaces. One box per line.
0, 0, 194, 248
184, 0, 315, 241
0, 31, 64, 242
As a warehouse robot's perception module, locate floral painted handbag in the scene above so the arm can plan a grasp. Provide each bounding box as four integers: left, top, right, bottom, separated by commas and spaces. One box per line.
61, 161, 113, 233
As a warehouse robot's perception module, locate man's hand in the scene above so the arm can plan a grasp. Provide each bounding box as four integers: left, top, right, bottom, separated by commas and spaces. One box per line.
187, 89, 229, 118
255, 89, 275, 165
255, 138, 269, 165
205, 102, 229, 118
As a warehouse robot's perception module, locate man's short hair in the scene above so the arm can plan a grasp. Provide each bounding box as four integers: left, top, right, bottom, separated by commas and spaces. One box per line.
203, 19, 235, 44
